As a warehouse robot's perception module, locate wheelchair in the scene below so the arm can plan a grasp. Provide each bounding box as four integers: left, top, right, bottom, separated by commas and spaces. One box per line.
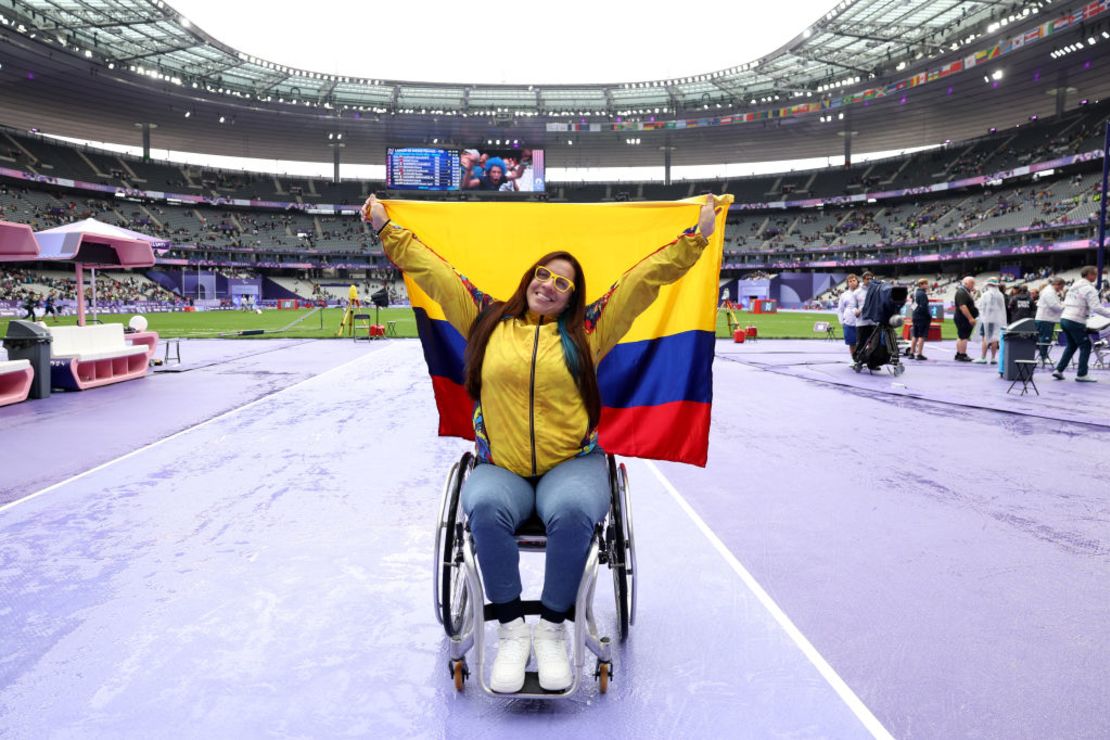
432, 451, 636, 698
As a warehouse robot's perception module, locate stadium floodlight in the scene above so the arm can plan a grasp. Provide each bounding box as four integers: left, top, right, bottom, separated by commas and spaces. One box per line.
991, 69, 1003, 80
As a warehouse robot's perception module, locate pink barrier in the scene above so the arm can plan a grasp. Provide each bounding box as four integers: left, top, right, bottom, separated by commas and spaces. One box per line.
0, 363, 33, 407
49, 331, 159, 392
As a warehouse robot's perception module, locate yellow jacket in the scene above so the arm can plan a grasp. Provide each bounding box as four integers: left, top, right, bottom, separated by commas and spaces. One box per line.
381, 223, 708, 477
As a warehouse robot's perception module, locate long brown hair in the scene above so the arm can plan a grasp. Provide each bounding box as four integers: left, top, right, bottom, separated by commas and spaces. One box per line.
463, 251, 602, 430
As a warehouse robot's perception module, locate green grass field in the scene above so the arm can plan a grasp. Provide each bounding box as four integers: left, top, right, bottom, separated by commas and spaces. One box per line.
2, 307, 959, 340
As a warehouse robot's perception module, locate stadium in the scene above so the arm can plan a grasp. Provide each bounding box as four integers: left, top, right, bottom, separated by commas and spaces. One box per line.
1, 0, 1108, 736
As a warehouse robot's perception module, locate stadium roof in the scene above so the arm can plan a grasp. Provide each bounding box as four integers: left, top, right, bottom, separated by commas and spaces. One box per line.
1, 0, 1108, 169
3, 0, 1017, 114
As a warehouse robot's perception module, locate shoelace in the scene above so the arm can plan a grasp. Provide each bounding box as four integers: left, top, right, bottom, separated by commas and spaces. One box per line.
533, 626, 567, 661
497, 630, 531, 663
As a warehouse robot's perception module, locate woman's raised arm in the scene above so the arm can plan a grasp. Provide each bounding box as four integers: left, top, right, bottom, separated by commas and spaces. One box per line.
361, 195, 490, 337
586, 196, 719, 360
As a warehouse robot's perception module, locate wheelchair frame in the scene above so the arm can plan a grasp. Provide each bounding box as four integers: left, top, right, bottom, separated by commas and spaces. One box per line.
432, 451, 636, 698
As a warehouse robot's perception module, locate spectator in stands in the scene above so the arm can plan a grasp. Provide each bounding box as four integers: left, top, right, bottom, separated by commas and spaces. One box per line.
1035, 278, 1065, 362
854, 272, 876, 358
952, 276, 977, 362
910, 278, 931, 360
1053, 266, 1110, 383
837, 274, 860, 357
974, 278, 1006, 364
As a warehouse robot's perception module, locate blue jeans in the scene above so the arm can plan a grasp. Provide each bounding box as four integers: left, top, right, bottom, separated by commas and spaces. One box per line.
1056, 318, 1092, 377
1035, 320, 1055, 360
462, 452, 610, 615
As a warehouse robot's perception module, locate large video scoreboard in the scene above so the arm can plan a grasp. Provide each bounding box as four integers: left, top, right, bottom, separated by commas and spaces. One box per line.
385, 147, 544, 192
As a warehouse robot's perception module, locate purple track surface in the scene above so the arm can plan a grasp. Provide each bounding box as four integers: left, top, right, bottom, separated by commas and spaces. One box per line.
0, 338, 1107, 738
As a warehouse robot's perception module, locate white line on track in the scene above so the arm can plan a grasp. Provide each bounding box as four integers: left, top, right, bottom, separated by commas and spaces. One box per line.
0, 345, 396, 516
643, 459, 895, 740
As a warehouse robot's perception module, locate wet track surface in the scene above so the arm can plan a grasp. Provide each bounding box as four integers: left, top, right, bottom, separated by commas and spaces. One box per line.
1, 338, 1107, 737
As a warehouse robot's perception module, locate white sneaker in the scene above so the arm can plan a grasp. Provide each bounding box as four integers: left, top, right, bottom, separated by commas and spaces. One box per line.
533, 619, 573, 691
973, 358, 989, 364
489, 618, 531, 693
1076, 375, 1098, 383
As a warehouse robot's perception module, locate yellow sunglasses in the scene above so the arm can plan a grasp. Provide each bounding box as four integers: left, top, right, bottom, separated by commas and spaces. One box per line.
534, 266, 575, 294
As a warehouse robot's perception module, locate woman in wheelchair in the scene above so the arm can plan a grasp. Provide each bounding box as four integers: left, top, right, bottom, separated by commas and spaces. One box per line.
361, 194, 718, 693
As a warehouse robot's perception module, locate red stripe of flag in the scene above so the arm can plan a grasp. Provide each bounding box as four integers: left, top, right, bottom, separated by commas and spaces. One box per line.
599, 401, 712, 467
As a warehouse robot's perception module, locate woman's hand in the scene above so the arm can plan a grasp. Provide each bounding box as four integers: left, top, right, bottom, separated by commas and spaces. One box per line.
699, 195, 718, 238
361, 194, 389, 232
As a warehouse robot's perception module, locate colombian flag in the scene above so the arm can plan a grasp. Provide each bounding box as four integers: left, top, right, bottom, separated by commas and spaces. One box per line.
383, 195, 732, 467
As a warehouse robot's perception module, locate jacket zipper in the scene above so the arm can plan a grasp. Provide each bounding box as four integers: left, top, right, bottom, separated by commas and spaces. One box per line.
529, 318, 542, 476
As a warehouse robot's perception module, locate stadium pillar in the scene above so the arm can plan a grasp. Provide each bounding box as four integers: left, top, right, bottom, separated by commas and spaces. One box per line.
332, 143, 342, 184
1055, 70, 1068, 117
661, 143, 675, 186
843, 114, 852, 167
141, 122, 152, 162
1097, 120, 1109, 291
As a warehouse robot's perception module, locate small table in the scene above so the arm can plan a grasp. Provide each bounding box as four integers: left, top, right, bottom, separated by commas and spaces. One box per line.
386, 320, 398, 337
1007, 360, 1038, 396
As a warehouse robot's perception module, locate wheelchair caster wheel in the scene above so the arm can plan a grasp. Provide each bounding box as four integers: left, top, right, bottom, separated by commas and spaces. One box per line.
595, 661, 611, 694
451, 660, 467, 692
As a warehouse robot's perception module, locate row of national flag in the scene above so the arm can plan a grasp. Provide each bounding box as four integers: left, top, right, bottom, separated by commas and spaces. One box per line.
545, 0, 1110, 135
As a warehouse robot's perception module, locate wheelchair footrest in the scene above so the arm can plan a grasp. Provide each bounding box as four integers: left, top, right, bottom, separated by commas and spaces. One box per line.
482, 600, 576, 623
518, 671, 567, 695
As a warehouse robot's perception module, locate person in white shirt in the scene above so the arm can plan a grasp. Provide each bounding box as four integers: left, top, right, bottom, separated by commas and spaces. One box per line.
853, 272, 875, 361
1053, 266, 1110, 382
837, 274, 860, 358
1035, 277, 1065, 362
974, 278, 1007, 364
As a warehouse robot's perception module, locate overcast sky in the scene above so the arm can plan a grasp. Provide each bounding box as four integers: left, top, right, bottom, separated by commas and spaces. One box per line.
167, 0, 841, 85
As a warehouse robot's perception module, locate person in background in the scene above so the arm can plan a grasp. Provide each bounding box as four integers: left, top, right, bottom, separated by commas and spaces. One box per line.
952, 276, 977, 362
974, 278, 1007, 364
910, 277, 931, 360
854, 272, 876, 359
1007, 283, 1036, 323
1035, 277, 1065, 363
837, 274, 860, 358
21, 293, 38, 320
42, 293, 58, 322
1053, 266, 1110, 383
348, 283, 360, 308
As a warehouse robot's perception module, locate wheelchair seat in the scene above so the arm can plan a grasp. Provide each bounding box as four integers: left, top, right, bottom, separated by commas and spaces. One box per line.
513, 512, 548, 550
514, 512, 547, 537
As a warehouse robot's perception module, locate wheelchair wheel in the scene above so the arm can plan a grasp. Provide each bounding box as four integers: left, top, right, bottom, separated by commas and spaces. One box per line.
607, 456, 636, 641
435, 452, 472, 637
